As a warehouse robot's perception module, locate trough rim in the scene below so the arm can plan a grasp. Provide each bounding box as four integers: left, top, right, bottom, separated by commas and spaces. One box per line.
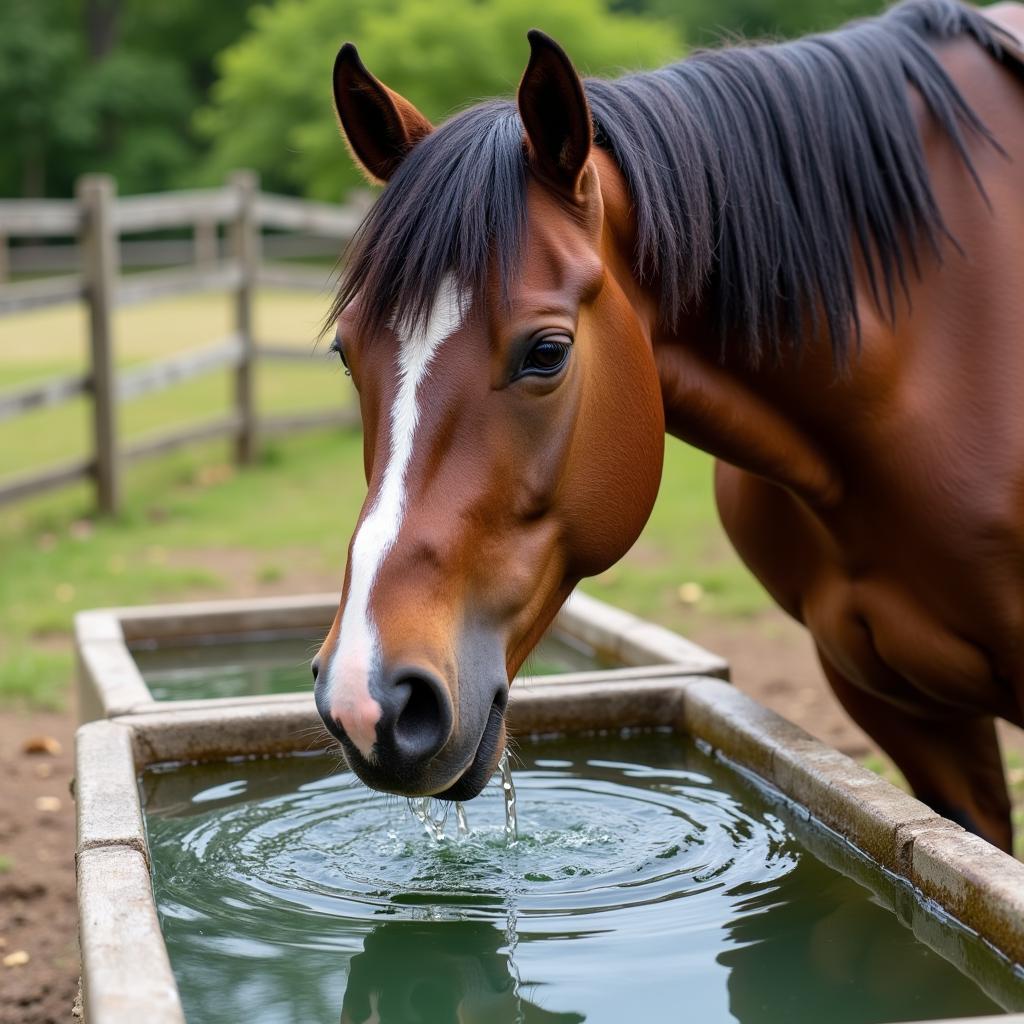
75, 670, 1024, 1024
74, 588, 730, 721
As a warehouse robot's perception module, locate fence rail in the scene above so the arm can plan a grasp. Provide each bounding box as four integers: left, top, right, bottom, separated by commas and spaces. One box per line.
115, 261, 244, 306
0, 274, 83, 315
113, 188, 241, 234
5, 235, 342, 275
0, 372, 91, 424
255, 192, 364, 236
0, 199, 79, 236
0, 171, 364, 515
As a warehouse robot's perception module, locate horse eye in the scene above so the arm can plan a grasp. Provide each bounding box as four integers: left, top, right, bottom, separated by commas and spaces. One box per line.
522, 336, 572, 377
330, 336, 350, 373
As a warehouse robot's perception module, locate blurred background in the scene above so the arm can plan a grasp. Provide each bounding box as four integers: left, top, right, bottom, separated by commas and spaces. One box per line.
1, 0, 880, 202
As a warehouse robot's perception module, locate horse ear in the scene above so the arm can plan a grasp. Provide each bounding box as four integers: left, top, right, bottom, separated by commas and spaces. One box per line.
333, 43, 433, 184
517, 30, 593, 196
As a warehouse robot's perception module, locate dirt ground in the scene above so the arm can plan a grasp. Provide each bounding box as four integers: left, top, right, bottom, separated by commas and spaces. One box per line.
0, 712, 78, 1024
0, 607, 1018, 1023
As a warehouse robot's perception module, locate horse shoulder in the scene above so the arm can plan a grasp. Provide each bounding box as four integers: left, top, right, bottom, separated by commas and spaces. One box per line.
711, 459, 823, 624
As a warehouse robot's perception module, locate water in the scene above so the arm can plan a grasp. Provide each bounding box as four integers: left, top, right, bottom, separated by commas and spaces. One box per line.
407, 751, 516, 844
407, 795, 472, 843
499, 749, 518, 843
142, 733, 1018, 1024
133, 631, 612, 702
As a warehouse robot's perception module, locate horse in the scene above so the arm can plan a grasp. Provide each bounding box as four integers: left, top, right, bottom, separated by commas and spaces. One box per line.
311, 0, 1024, 853
340, 921, 584, 1024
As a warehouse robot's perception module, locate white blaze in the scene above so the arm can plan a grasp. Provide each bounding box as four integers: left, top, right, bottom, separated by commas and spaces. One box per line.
327, 277, 467, 758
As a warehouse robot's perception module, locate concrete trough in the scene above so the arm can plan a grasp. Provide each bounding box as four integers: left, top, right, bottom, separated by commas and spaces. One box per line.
72, 596, 1024, 1024
74, 589, 729, 721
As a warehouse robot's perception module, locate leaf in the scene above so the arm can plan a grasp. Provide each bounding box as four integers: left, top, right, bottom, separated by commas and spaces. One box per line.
21, 735, 62, 756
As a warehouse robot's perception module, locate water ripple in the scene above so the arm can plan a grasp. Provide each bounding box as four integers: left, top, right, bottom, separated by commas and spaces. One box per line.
151, 739, 796, 940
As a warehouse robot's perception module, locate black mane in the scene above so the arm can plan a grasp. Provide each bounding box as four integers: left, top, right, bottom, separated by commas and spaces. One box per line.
332, 0, 1010, 363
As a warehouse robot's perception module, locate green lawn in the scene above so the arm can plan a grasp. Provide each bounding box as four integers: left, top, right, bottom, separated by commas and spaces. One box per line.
0, 289, 348, 478
0, 288, 768, 709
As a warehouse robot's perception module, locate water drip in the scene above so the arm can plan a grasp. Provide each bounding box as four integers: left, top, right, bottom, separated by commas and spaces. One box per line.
499, 749, 518, 844
455, 800, 470, 837
407, 796, 446, 842
406, 750, 516, 843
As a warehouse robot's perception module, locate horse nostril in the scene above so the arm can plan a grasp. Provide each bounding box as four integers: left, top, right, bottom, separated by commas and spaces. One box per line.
311, 657, 320, 683
389, 669, 453, 763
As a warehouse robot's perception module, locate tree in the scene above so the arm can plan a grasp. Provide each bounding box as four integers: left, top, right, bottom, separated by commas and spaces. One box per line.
0, 0, 79, 196
198, 0, 684, 200
0, 0, 254, 198
68, 0, 254, 195
615, 0, 884, 44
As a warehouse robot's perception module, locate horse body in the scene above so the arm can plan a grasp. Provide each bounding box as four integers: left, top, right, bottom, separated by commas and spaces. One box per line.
686, 23, 1024, 847
318, 1, 1024, 851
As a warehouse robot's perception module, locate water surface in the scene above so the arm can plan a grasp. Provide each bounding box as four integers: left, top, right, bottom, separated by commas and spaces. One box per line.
143, 733, 1014, 1024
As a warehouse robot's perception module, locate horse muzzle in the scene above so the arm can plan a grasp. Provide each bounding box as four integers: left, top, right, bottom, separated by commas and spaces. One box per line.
315, 662, 508, 800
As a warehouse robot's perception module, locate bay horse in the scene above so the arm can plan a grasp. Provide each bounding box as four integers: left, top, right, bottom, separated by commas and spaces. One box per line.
312, 0, 1024, 852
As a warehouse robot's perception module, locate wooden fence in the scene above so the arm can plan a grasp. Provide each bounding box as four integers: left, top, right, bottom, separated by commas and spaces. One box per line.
0, 172, 367, 515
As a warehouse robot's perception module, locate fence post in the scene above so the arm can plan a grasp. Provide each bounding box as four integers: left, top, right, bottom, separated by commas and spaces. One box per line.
76, 174, 120, 516
193, 218, 218, 269
229, 170, 259, 465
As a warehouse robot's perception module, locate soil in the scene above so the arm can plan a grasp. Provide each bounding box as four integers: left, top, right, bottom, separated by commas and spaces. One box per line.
0, 712, 79, 1024
0, 605, 1018, 1023
687, 610, 878, 756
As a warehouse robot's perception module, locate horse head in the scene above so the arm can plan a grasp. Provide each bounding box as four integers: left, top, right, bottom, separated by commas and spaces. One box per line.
313, 34, 664, 799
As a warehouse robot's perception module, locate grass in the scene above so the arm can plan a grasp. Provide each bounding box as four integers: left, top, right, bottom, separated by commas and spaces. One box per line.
0, 288, 768, 710
0, 288, 348, 479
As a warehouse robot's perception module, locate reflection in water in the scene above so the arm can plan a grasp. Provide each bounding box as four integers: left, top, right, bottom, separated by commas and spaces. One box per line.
144, 734, 1018, 1024
340, 920, 584, 1024
720, 857, 1003, 1023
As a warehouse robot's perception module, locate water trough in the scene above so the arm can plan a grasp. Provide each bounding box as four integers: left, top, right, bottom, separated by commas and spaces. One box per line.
73, 592, 1024, 1024
74, 589, 728, 718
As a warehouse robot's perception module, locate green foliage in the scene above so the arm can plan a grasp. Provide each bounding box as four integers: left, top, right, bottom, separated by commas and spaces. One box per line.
195, 0, 374, 197
118, 0, 255, 93
199, 0, 684, 199
0, 0, 79, 196
618, 0, 884, 42
61, 48, 196, 194
0, 0, 252, 198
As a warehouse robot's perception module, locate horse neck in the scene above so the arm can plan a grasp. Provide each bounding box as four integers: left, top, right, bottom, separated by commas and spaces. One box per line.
658, 316, 861, 505
656, 297, 924, 510
592, 150, 846, 508
593, 144, 921, 507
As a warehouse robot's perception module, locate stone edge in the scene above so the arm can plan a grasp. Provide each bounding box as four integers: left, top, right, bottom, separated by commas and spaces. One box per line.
74, 611, 155, 721
75, 590, 728, 723
676, 675, 1024, 969
75, 721, 185, 1024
